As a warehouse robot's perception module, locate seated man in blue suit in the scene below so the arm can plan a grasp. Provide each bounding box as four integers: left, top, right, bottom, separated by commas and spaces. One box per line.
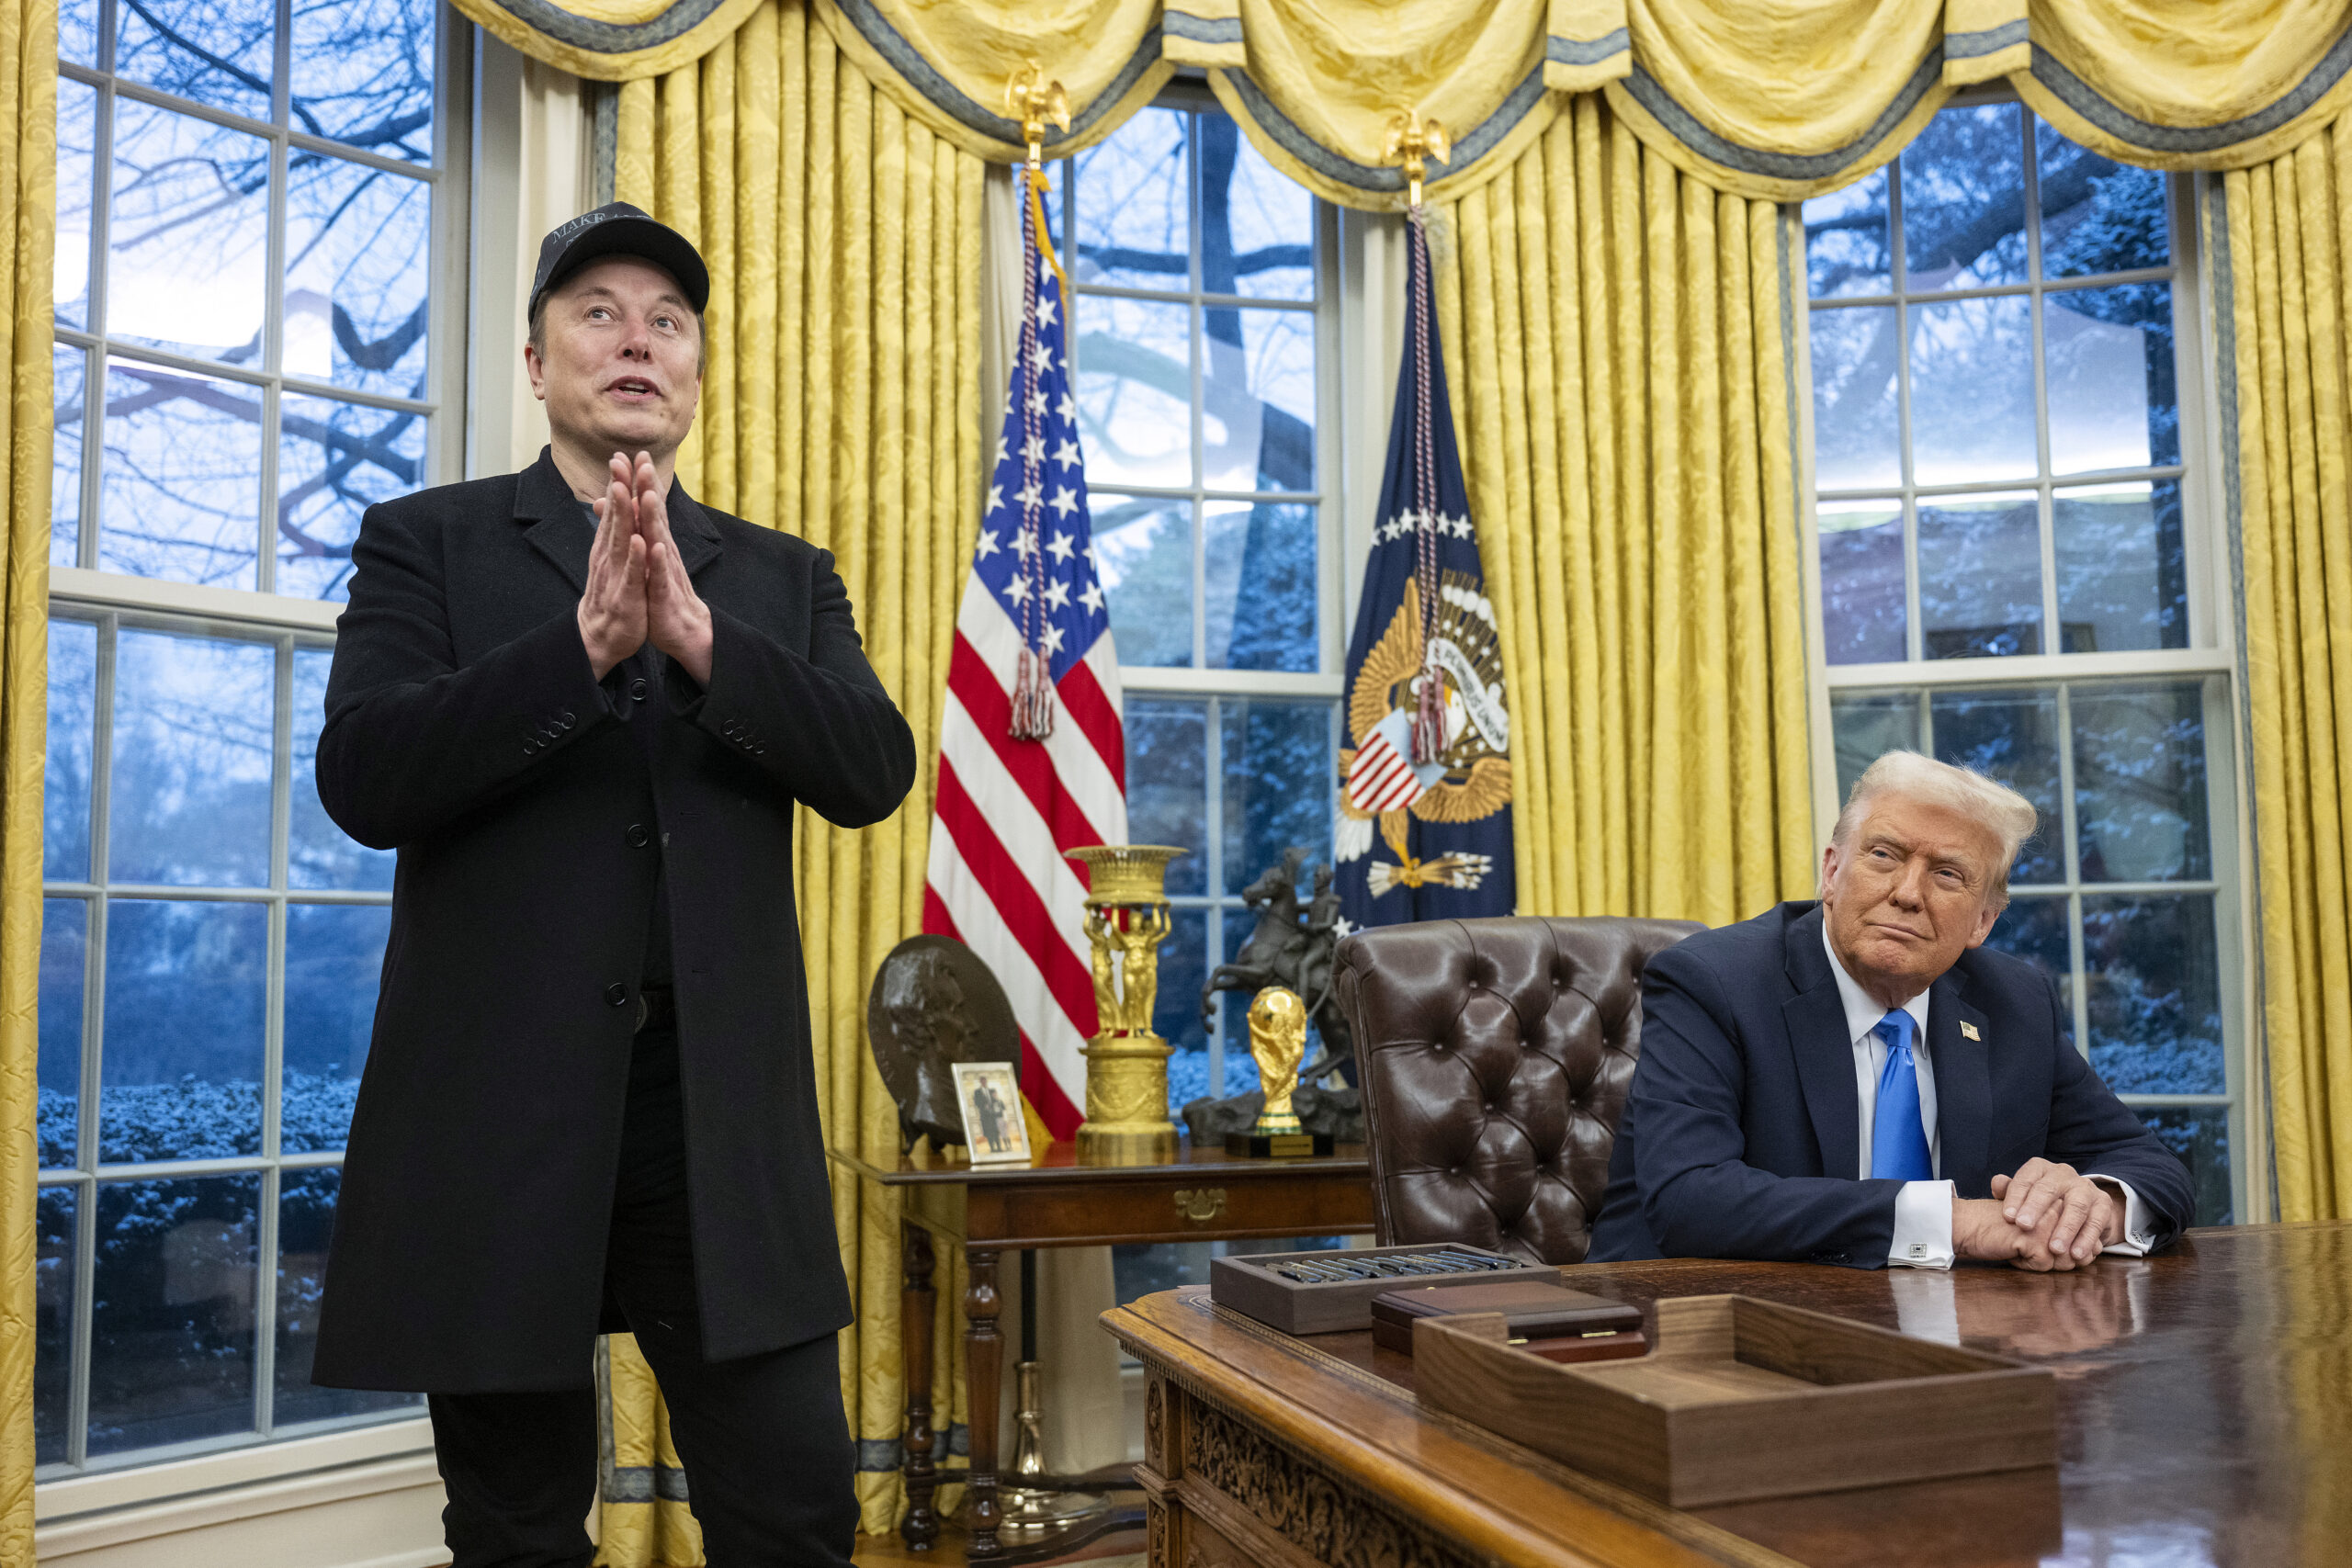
1589, 751, 2194, 1270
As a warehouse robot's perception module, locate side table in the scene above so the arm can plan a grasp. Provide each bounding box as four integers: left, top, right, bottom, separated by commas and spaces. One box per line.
827, 1138, 1374, 1560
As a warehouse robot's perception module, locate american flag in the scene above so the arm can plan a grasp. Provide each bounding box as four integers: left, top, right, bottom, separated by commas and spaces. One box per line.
922, 171, 1125, 1138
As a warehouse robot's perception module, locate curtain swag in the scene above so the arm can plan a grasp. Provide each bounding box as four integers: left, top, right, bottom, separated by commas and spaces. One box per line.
467, 0, 2352, 206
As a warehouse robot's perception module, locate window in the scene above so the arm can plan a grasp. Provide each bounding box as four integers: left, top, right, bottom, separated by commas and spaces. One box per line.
1052, 96, 1343, 1114
1803, 97, 2240, 1225
40, 0, 459, 1475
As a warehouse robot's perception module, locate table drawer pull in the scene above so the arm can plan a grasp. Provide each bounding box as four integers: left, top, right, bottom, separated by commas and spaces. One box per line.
1174, 1188, 1227, 1224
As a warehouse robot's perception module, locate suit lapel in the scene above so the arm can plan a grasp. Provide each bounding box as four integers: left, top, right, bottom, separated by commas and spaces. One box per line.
1929, 972, 1993, 1195
515, 450, 591, 594
512, 449, 725, 591
1781, 906, 1861, 1179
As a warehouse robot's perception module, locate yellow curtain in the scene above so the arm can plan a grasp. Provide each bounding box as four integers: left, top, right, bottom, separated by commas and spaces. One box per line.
597, 3, 986, 1555
446, 0, 770, 81
2217, 126, 2352, 1224
0, 0, 52, 1556
1432, 96, 1814, 923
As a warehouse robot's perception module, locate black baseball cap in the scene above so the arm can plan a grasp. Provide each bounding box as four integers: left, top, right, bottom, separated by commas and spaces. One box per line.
527, 202, 709, 322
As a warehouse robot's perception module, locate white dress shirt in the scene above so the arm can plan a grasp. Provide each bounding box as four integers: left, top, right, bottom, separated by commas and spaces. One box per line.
1819, 924, 2157, 1269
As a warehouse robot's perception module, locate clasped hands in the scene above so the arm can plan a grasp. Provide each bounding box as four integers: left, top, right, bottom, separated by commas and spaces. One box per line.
576, 451, 713, 687
1953, 1158, 2123, 1271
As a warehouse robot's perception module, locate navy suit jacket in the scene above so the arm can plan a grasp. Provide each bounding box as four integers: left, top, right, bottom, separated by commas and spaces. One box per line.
1587, 901, 2195, 1267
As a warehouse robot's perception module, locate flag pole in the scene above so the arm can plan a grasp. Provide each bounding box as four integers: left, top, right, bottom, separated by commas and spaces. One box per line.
1383, 109, 1453, 767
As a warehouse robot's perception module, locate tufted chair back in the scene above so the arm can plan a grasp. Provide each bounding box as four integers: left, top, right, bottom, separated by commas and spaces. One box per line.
1332, 916, 1702, 1265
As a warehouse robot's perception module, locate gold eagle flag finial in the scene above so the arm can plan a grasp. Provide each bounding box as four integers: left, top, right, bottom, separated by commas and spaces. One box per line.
1383, 108, 1451, 210
1005, 65, 1071, 171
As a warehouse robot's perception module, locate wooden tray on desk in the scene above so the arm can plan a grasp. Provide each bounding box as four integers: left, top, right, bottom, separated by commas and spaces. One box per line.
1414, 1292, 2057, 1509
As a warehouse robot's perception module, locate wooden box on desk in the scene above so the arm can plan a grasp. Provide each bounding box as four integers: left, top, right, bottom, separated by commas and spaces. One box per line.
1414, 1292, 2058, 1508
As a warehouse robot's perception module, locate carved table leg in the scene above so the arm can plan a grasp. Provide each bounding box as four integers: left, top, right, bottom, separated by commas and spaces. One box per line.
964, 1247, 1004, 1559
900, 1223, 939, 1551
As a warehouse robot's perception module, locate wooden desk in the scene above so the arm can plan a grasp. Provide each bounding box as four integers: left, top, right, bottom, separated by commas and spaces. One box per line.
829, 1138, 1375, 1559
1102, 1222, 2352, 1567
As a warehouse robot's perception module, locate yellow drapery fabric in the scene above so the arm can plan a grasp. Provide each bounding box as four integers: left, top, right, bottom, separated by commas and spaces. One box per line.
0, 0, 52, 1557
594, 4, 986, 1555
447, 0, 769, 81
810, 0, 1174, 164
1431, 96, 1814, 921
2217, 130, 2352, 1224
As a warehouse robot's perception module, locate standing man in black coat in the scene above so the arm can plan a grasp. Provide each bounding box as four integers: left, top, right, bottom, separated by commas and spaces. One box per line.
311, 203, 915, 1567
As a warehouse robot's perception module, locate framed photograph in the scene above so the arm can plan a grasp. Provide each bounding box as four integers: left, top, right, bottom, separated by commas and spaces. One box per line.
952, 1061, 1031, 1167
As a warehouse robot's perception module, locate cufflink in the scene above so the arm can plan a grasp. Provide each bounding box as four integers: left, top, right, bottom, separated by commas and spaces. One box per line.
1908, 1243, 1927, 1258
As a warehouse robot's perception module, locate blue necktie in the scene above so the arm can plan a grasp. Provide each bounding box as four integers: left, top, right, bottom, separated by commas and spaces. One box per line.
1870, 1010, 1934, 1180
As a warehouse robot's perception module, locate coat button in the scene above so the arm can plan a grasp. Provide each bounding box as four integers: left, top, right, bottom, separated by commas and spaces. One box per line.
629, 678, 648, 701
560, 711, 576, 728
627, 823, 650, 848
720, 720, 739, 737
605, 983, 628, 1007
524, 738, 539, 753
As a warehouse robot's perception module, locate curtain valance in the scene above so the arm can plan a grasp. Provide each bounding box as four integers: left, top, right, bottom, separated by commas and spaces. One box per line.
460, 1, 2352, 209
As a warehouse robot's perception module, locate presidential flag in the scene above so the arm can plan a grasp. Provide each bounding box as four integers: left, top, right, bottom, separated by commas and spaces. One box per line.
1334, 212, 1514, 930
923, 171, 1126, 1138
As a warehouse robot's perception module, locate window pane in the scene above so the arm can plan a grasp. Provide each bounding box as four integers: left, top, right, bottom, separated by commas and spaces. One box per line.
1074, 296, 1192, 491
291, 647, 395, 889
1073, 106, 1188, 293
2055, 480, 2186, 653
2072, 682, 2211, 883
1818, 501, 1905, 664
285, 160, 433, 397
289, 0, 438, 163
2039, 125, 2169, 278
1204, 501, 1315, 671
60, 0, 97, 66
1091, 494, 1191, 668
99, 362, 266, 590
116, 0, 274, 118
1901, 104, 2028, 291
1828, 691, 1919, 802
40, 900, 87, 1170
44, 616, 95, 883
1803, 169, 1890, 299
88, 1174, 261, 1457
1221, 699, 1333, 897
1808, 306, 1899, 490
277, 1169, 419, 1423
108, 628, 276, 887
2046, 283, 2178, 473
1917, 493, 2041, 659
1929, 686, 2064, 885
100, 899, 267, 1161
1983, 894, 2071, 1011
282, 903, 390, 1152
53, 344, 85, 568
1125, 698, 1206, 897
56, 78, 95, 331
1204, 306, 1312, 493
2082, 894, 2222, 1095
1201, 113, 1311, 302
2135, 1106, 2229, 1226
1909, 296, 2036, 485
278, 394, 425, 602
36, 1186, 75, 1465
107, 101, 271, 366
1157, 908, 1210, 1110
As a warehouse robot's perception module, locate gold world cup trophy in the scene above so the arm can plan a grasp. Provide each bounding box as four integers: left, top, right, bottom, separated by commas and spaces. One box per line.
1065, 845, 1187, 1165
1226, 987, 1335, 1158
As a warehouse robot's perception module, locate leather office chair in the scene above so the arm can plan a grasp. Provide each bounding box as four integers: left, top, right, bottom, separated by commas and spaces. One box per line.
1332, 916, 1702, 1265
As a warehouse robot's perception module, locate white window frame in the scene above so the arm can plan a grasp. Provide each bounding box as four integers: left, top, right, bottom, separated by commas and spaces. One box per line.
37, 0, 473, 1497
1793, 87, 2265, 1224
1063, 81, 1350, 1094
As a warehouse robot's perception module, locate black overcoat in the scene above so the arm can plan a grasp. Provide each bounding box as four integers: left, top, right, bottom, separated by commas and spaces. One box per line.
310, 450, 915, 1393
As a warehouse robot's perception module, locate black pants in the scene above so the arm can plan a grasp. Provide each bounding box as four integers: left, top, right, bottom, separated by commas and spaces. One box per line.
426, 1027, 858, 1568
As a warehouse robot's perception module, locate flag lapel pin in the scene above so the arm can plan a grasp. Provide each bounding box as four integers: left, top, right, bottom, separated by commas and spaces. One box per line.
1960, 1021, 1981, 1041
